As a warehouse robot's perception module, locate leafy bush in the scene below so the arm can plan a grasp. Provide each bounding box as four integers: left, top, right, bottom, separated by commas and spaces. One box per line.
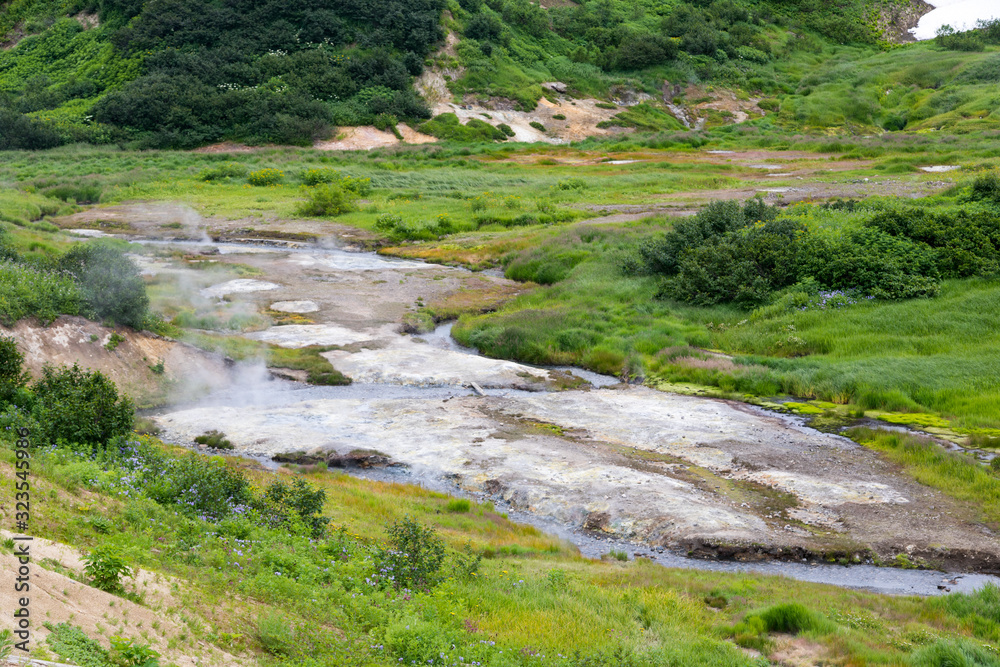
300, 167, 340, 186
418, 113, 508, 142
968, 173, 1000, 204
32, 363, 135, 449
497, 123, 515, 137
193, 429, 233, 449
247, 168, 284, 186
637, 199, 1000, 307
83, 544, 133, 593
935, 25, 985, 51
256, 477, 330, 538
0, 336, 30, 402
255, 613, 294, 656
375, 516, 446, 589
197, 163, 248, 181
529, 121, 546, 132
295, 184, 357, 217
0, 629, 12, 661
0, 261, 82, 326
109, 635, 160, 667
141, 449, 254, 521
60, 241, 149, 328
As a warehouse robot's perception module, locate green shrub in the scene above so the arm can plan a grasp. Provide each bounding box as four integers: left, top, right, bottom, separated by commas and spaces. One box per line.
255, 613, 294, 656
193, 429, 233, 449
375, 516, 446, 589
0, 335, 29, 402
32, 363, 135, 449
0, 629, 12, 661
44, 623, 109, 667
530, 121, 546, 132
418, 114, 508, 142
300, 168, 339, 186
295, 184, 357, 217
247, 169, 284, 186
60, 241, 149, 329
968, 173, 1000, 204
197, 163, 248, 181
497, 123, 515, 137
0, 261, 82, 326
104, 332, 126, 351
557, 178, 586, 190
109, 635, 160, 667
552, 113, 566, 120
256, 477, 330, 538
83, 544, 133, 593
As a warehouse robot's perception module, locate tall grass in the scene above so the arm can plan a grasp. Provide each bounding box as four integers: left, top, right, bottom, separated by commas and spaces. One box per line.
0, 261, 81, 325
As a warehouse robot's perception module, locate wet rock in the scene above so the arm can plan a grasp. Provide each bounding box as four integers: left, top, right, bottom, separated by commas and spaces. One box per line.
272, 451, 325, 465
326, 449, 397, 469
584, 511, 611, 532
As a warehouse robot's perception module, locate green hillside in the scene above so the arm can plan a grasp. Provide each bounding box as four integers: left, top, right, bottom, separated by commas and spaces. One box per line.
2, 0, 998, 148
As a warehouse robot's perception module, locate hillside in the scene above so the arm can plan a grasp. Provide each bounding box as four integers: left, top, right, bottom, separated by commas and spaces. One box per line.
1, 0, 999, 148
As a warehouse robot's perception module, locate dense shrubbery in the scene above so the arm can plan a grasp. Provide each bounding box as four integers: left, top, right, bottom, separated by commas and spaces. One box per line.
32, 362, 135, 449
633, 200, 1000, 307
0, 0, 447, 147
60, 241, 150, 328
418, 113, 509, 142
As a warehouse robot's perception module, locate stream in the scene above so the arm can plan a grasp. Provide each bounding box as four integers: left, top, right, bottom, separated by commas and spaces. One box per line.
128, 234, 1000, 597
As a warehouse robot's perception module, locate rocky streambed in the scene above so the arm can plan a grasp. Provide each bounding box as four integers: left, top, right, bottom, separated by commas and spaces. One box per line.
87, 205, 1000, 595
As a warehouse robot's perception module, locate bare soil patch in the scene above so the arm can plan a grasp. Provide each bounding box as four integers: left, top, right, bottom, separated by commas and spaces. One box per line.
2, 316, 230, 407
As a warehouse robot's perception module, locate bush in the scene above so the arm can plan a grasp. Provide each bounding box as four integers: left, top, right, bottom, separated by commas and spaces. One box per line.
530, 121, 546, 132
418, 114, 508, 142
83, 544, 133, 593
109, 635, 160, 667
197, 163, 248, 181
256, 477, 330, 538
300, 167, 340, 186
375, 516, 446, 589
140, 449, 254, 521
60, 242, 149, 328
497, 123, 515, 137
193, 429, 233, 449
295, 184, 357, 217
247, 169, 284, 186
0, 336, 29, 402
32, 363, 135, 449
0, 261, 82, 326
968, 173, 1000, 204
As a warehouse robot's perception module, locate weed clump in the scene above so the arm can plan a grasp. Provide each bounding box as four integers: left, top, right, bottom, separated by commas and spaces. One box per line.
193, 429, 233, 449
375, 516, 446, 589
246, 169, 284, 187
83, 544, 133, 593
